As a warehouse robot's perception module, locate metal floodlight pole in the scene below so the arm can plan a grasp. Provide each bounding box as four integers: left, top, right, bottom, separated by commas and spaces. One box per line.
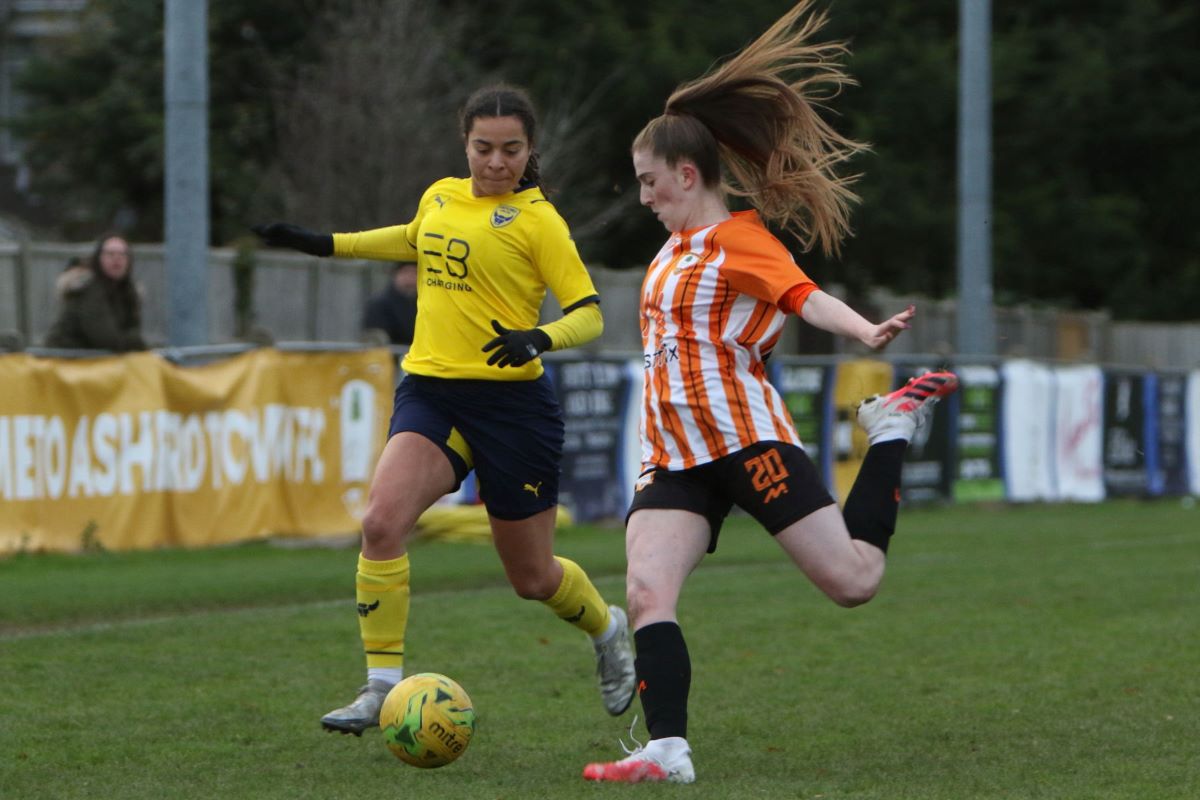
164, 0, 209, 346
956, 0, 995, 357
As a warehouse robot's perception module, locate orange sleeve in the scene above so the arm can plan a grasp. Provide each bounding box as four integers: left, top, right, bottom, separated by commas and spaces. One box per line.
718, 214, 818, 307
777, 282, 819, 315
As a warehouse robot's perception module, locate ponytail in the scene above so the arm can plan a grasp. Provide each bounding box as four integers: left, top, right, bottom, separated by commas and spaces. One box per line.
632, 1, 866, 255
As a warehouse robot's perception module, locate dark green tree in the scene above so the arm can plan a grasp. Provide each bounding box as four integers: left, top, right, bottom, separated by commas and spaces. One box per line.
989, 0, 1200, 319
448, 0, 797, 268
451, 0, 1200, 322
9, 0, 1197, 319
11, 0, 326, 243
815, 0, 1199, 320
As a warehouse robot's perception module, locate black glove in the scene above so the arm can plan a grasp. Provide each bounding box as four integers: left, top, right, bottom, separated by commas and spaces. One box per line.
482, 320, 552, 368
251, 223, 333, 257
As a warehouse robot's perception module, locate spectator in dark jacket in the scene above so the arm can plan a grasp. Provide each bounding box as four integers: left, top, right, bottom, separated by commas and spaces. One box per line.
45, 234, 146, 352
362, 261, 418, 345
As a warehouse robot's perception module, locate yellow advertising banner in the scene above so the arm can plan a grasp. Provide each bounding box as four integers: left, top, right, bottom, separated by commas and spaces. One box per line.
0, 348, 393, 553
831, 359, 895, 503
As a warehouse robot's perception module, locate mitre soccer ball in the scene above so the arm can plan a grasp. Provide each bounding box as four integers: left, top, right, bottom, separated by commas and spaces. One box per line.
380, 673, 476, 768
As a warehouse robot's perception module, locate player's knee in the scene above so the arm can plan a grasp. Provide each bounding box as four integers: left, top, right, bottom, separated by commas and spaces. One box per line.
360, 502, 404, 547
509, 567, 559, 601
826, 577, 878, 608
625, 574, 666, 627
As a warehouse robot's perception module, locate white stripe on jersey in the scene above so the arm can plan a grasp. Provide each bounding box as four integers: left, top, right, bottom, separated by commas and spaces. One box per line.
639, 225, 802, 470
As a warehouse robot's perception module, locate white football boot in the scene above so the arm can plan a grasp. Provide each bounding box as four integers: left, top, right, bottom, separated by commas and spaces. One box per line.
583, 735, 696, 784
856, 370, 959, 444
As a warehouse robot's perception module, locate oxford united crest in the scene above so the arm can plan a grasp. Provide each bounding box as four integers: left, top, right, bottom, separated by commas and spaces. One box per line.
491, 204, 520, 228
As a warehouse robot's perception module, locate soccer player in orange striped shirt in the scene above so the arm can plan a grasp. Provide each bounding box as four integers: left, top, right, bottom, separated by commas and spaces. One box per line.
583, 2, 958, 784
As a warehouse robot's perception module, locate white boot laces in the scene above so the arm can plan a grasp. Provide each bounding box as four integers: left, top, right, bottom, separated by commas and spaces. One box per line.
618, 714, 646, 757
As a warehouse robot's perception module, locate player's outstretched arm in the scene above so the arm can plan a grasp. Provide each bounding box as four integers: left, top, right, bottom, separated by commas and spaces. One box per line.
251, 223, 334, 257
862, 304, 915, 351
799, 290, 913, 352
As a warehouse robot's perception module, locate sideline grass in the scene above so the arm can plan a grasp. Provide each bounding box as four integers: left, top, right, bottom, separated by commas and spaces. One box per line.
1, 500, 1197, 799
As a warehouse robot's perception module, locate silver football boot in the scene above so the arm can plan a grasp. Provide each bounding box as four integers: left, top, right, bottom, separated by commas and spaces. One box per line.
594, 605, 637, 716
319, 679, 392, 735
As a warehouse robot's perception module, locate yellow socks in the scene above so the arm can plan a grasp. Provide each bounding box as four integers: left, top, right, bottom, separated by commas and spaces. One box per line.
356, 553, 609, 677
356, 553, 410, 670
542, 556, 611, 638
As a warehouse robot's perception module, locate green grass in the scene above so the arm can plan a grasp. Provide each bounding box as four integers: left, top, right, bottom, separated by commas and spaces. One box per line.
2, 500, 1198, 799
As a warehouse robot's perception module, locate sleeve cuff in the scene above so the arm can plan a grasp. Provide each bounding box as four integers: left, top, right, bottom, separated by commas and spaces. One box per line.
778, 282, 819, 315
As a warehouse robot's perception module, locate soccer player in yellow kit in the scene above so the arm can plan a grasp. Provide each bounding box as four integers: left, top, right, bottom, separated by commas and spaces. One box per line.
254, 84, 636, 735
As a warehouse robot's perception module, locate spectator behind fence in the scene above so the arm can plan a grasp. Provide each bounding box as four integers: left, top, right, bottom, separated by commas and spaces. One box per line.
44, 234, 146, 352
362, 261, 418, 345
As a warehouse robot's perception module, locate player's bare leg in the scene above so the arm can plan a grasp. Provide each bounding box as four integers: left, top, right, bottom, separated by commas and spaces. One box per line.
583, 510, 705, 783
321, 433, 456, 735
493, 508, 637, 715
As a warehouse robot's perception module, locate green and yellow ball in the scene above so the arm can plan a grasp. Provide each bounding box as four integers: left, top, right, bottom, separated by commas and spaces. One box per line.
380, 673, 476, 768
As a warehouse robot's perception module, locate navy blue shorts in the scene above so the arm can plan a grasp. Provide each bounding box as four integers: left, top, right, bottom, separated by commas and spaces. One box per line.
388, 374, 564, 520
626, 441, 835, 553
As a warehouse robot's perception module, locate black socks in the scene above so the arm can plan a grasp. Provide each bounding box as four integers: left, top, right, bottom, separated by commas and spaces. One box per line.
633, 621, 691, 740
842, 439, 907, 553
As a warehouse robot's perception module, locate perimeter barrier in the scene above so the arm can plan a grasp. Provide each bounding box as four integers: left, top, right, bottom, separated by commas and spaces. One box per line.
2, 346, 1197, 553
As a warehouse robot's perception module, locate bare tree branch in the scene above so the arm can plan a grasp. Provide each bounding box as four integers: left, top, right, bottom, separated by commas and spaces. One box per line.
536, 66, 641, 248
266, 0, 477, 229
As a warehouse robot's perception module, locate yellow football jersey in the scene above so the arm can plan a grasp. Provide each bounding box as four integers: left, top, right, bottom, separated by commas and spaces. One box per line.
333, 178, 599, 380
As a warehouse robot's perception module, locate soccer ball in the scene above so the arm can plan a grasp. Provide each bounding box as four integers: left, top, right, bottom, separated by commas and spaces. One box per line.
380, 673, 476, 768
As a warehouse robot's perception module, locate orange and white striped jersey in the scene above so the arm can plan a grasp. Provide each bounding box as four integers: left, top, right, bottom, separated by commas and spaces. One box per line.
639, 210, 818, 470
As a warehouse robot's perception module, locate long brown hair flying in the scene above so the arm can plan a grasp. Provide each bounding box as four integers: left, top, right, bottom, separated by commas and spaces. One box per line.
632, 1, 867, 256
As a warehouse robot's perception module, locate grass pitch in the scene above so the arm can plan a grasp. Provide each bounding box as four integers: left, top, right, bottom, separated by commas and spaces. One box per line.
1, 500, 1197, 799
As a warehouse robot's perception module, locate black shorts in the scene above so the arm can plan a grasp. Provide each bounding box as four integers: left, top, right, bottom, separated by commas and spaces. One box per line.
389, 374, 564, 521
626, 441, 835, 552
